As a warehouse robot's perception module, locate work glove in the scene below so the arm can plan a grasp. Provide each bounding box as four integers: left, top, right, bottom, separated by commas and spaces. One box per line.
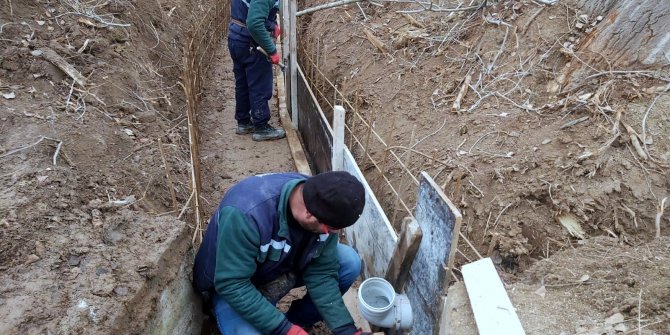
286, 324, 308, 335
272, 24, 281, 38
269, 52, 281, 65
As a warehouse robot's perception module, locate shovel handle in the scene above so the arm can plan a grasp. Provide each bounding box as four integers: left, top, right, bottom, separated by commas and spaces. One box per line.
255, 46, 286, 71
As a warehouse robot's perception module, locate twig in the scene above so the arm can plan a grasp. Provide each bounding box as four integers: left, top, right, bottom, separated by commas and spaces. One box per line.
158, 139, 179, 214
397, 1, 483, 14
35, 48, 87, 87
468, 131, 507, 155
656, 197, 668, 238
560, 116, 589, 129
53, 141, 63, 166
482, 13, 512, 27
58, 0, 131, 27
452, 72, 473, 112
487, 26, 509, 73
456, 248, 473, 263
356, 2, 368, 21
623, 122, 647, 160
0, 136, 61, 159
620, 204, 638, 228
459, 231, 484, 259
539, 179, 554, 203
520, 6, 544, 34
637, 289, 642, 335
297, 0, 363, 16
482, 210, 493, 241
0, 22, 20, 34
179, 190, 195, 220
492, 203, 512, 230
495, 92, 540, 112
411, 117, 446, 149
468, 180, 484, 198
641, 86, 668, 162
363, 28, 386, 53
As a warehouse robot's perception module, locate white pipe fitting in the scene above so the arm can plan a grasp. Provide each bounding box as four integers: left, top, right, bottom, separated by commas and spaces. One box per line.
357, 277, 413, 330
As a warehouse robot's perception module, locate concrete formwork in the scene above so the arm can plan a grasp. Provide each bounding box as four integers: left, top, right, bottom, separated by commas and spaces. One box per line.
293, 63, 462, 334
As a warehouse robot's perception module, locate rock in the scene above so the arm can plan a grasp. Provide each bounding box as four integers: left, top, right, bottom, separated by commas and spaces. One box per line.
114, 286, 129, 296
68, 255, 81, 266
25, 254, 40, 264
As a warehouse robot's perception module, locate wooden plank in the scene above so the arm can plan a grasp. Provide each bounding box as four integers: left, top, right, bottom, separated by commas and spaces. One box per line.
296, 66, 331, 173
289, 0, 298, 129
405, 172, 462, 335
331, 105, 345, 171
275, 41, 311, 175
462, 258, 526, 335
384, 217, 422, 292
343, 289, 373, 332
342, 147, 397, 279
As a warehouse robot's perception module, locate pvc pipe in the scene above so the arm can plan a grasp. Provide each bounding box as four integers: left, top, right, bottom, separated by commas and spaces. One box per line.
357, 277, 413, 330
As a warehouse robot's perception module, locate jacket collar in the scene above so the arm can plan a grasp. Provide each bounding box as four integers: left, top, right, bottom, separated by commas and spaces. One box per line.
277, 179, 305, 238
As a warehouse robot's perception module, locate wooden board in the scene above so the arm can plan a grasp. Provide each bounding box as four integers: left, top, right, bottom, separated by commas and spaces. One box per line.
384, 217, 422, 292
296, 65, 332, 173
342, 147, 397, 279
405, 172, 462, 335
276, 37, 311, 175
461, 258, 526, 335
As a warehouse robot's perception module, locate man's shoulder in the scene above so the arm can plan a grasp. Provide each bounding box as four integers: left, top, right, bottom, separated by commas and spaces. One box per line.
221, 172, 305, 207
239, 172, 307, 188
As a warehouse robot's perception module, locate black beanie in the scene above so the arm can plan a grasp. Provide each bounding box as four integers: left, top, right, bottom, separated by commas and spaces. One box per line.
302, 171, 366, 229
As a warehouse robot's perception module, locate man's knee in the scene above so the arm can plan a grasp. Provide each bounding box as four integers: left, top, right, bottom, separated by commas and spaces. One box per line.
337, 243, 362, 286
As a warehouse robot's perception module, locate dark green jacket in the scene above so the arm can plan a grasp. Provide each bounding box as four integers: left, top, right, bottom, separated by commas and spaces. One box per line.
193, 173, 354, 334
230, 0, 279, 55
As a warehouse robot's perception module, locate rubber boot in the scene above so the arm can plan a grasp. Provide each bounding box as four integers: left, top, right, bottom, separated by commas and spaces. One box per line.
252, 124, 286, 141
236, 122, 254, 135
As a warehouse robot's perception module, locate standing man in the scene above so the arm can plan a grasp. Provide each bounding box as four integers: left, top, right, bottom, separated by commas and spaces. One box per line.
228, 0, 286, 141
193, 171, 372, 335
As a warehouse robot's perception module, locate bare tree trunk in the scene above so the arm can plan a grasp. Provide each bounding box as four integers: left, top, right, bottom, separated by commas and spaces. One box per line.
570, 0, 670, 67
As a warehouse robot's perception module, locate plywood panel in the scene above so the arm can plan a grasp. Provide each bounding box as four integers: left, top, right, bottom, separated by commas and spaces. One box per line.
462, 258, 525, 335
342, 148, 397, 279
405, 172, 462, 335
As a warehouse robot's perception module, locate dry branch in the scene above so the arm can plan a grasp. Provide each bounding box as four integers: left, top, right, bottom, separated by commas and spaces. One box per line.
656, 197, 668, 238
34, 48, 87, 87
0, 136, 62, 159
452, 73, 472, 113
158, 139, 179, 214
622, 122, 647, 160
401, 13, 425, 28
520, 6, 544, 34
363, 29, 387, 53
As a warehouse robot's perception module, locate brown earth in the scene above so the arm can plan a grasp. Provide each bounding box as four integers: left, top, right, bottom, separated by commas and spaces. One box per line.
1, 0, 669, 334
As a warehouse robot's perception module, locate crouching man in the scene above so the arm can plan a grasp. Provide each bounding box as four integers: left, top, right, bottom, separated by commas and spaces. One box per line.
193, 171, 372, 335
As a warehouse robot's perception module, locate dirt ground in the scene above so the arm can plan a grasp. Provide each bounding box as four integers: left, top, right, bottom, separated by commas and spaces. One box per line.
1, 0, 669, 335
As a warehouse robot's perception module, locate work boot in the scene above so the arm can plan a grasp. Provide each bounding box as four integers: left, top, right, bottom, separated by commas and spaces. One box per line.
252, 124, 286, 141
236, 122, 254, 135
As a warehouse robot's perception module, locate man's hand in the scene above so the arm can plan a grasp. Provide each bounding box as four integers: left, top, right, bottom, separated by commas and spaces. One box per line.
353, 330, 373, 335
286, 324, 308, 335
269, 52, 280, 65
272, 25, 281, 38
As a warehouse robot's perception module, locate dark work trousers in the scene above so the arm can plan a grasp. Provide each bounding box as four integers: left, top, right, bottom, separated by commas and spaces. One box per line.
227, 36, 273, 128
